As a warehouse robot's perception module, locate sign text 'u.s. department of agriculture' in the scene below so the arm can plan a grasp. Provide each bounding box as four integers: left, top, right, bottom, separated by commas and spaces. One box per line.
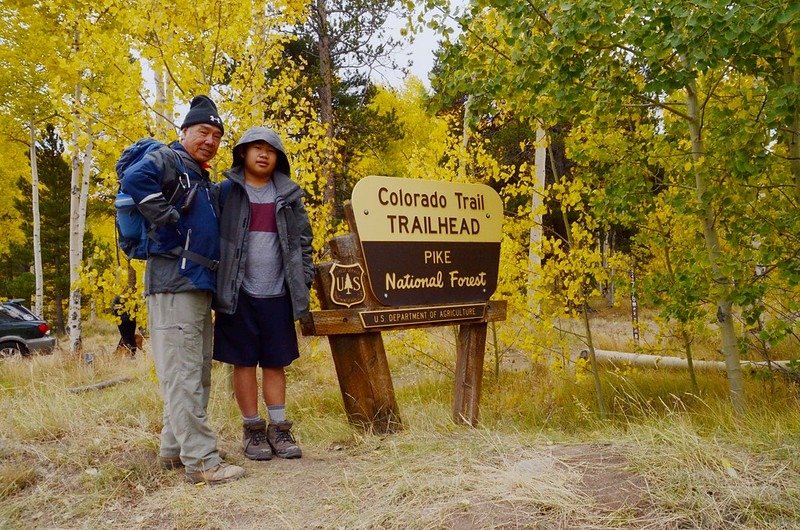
351, 176, 503, 306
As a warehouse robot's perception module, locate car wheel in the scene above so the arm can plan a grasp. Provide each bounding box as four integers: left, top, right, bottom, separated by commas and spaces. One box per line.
0, 341, 28, 358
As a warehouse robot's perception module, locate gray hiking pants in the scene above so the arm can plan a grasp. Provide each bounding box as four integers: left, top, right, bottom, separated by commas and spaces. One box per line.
148, 291, 222, 473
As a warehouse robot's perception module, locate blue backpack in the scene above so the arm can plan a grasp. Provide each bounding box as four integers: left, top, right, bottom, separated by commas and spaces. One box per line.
115, 139, 186, 260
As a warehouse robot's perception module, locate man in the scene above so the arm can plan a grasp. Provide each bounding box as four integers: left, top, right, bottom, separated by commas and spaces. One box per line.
121, 95, 245, 485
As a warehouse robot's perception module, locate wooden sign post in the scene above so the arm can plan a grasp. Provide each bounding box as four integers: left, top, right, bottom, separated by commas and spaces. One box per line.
301, 177, 506, 433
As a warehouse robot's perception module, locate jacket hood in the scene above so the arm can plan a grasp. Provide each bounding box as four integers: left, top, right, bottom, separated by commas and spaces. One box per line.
232, 126, 290, 176
223, 165, 303, 204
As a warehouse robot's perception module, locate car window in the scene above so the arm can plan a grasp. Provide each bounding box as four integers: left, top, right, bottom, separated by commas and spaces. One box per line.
0, 304, 35, 321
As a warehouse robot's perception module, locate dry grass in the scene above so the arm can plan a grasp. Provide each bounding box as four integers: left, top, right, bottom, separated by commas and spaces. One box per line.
0, 313, 798, 529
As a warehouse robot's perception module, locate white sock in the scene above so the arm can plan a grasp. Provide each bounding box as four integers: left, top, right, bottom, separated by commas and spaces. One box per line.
243, 414, 261, 424
267, 405, 286, 423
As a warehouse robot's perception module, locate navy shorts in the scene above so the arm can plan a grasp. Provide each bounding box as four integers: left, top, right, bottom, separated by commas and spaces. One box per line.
213, 291, 299, 368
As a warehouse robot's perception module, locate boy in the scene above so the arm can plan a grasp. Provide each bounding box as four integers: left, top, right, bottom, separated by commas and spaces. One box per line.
213, 127, 314, 460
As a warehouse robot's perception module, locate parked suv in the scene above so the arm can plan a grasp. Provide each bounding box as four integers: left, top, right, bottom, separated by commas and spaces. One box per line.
0, 299, 56, 358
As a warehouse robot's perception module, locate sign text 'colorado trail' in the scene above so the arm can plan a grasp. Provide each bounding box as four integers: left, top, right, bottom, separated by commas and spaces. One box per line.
351, 176, 503, 306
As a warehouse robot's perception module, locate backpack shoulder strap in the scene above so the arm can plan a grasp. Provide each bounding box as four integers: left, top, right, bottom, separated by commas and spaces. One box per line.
170, 147, 189, 177
158, 147, 194, 206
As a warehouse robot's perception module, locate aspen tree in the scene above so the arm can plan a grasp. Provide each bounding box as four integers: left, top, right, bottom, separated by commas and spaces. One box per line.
0, 3, 59, 315
425, 0, 800, 414
33, 0, 147, 352
299, 0, 410, 223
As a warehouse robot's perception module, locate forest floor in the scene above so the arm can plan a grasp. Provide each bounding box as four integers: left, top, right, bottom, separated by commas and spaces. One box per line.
1, 314, 798, 529
92, 438, 654, 529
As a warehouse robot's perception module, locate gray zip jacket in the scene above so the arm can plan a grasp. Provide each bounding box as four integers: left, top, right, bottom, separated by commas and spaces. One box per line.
213, 162, 314, 319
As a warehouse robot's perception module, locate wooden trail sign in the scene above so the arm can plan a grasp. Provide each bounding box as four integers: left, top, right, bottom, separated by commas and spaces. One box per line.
351, 176, 503, 306
302, 177, 506, 433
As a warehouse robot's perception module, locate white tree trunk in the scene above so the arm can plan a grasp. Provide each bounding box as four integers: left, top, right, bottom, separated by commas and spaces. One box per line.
77, 120, 92, 248
527, 126, 547, 311
602, 230, 615, 307
29, 119, 44, 318
154, 67, 166, 136
685, 79, 745, 414
154, 66, 174, 138
165, 72, 175, 137
777, 32, 800, 199
460, 94, 472, 180
67, 83, 84, 354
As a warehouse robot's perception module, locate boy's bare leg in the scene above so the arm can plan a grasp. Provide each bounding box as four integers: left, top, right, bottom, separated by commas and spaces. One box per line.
262, 367, 286, 406
263, 366, 301, 458
233, 365, 260, 417
235, 365, 273, 460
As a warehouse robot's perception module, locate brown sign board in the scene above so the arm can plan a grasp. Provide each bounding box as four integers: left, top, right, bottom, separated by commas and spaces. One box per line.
351, 176, 503, 307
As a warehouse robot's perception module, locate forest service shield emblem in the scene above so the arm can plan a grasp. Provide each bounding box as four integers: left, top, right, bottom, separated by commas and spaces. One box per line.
329, 262, 366, 308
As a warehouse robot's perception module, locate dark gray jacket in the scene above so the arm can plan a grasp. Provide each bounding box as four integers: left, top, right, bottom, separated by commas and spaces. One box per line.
213, 164, 314, 319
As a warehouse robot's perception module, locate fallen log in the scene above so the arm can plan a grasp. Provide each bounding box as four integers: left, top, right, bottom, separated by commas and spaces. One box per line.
67, 376, 133, 394
578, 349, 793, 371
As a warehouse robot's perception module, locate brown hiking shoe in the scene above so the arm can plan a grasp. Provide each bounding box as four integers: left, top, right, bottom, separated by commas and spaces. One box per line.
159, 455, 183, 470
242, 420, 273, 461
185, 462, 246, 485
267, 421, 302, 459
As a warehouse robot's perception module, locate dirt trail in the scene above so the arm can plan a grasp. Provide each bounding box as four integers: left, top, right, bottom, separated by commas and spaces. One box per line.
92, 441, 654, 529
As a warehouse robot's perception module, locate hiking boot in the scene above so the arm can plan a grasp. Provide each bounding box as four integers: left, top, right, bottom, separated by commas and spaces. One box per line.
159, 455, 183, 470
242, 419, 273, 461
185, 462, 246, 485
267, 420, 302, 459
159, 449, 227, 470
